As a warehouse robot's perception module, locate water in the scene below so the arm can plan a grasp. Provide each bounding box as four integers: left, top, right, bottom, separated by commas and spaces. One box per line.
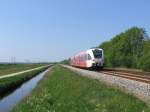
0, 68, 50, 112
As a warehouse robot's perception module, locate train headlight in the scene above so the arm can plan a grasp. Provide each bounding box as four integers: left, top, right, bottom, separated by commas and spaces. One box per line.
92, 59, 96, 63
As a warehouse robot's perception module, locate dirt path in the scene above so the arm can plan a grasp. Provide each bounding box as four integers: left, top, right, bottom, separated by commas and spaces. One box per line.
0, 65, 49, 79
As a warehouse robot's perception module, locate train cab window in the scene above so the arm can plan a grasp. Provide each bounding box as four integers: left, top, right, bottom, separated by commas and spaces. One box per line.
92, 49, 102, 58
87, 54, 92, 60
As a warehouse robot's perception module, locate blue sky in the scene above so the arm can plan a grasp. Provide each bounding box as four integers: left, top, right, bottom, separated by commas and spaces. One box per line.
0, 0, 149, 62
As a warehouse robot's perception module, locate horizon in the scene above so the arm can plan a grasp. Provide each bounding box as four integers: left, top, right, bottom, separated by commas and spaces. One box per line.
0, 0, 150, 62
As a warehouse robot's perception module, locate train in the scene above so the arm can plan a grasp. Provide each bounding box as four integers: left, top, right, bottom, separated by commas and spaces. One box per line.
70, 48, 104, 69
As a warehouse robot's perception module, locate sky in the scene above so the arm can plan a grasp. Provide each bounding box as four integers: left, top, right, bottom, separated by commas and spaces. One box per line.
0, 0, 150, 62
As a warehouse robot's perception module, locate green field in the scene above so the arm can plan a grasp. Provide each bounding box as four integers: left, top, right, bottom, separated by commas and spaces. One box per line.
0, 64, 47, 76
0, 65, 49, 97
13, 65, 150, 112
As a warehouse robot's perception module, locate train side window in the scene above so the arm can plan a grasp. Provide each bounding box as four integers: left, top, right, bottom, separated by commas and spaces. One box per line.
88, 54, 91, 60
82, 54, 85, 61
84, 54, 86, 61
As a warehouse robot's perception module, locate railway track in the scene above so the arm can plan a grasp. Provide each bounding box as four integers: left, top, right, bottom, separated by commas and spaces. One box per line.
99, 70, 150, 84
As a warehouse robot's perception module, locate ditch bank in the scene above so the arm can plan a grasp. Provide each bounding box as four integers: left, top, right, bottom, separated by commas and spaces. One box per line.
0, 66, 51, 112
0, 65, 51, 98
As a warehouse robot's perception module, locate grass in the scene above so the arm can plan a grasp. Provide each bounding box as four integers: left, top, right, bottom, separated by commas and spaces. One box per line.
0, 66, 49, 98
13, 65, 150, 112
0, 63, 47, 76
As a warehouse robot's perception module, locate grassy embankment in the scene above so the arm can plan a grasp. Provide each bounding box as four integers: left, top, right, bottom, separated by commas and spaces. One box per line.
13, 65, 150, 112
0, 63, 47, 76
0, 65, 50, 98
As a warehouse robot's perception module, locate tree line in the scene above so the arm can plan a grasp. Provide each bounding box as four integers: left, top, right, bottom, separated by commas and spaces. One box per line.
98, 27, 150, 71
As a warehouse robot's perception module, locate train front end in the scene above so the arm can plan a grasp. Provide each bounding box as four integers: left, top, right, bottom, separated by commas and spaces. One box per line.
86, 48, 104, 69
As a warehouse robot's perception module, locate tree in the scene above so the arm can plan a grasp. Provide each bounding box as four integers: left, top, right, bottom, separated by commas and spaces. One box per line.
98, 27, 150, 71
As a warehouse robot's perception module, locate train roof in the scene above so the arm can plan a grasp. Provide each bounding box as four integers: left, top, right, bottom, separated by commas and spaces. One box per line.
87, 48, 103, 51
70, 48, 103, 58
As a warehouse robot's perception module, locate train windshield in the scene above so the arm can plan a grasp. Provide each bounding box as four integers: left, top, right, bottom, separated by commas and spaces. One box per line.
92, 49, 102, 58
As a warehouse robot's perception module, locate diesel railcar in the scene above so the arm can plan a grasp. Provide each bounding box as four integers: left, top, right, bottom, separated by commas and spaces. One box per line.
70, 48, 104, 69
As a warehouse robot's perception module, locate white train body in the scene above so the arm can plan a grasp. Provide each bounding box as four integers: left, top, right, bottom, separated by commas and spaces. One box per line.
70, 48, 104, 69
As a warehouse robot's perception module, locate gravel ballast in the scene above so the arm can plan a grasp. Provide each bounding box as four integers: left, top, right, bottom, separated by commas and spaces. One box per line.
63, 65, 150, 105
